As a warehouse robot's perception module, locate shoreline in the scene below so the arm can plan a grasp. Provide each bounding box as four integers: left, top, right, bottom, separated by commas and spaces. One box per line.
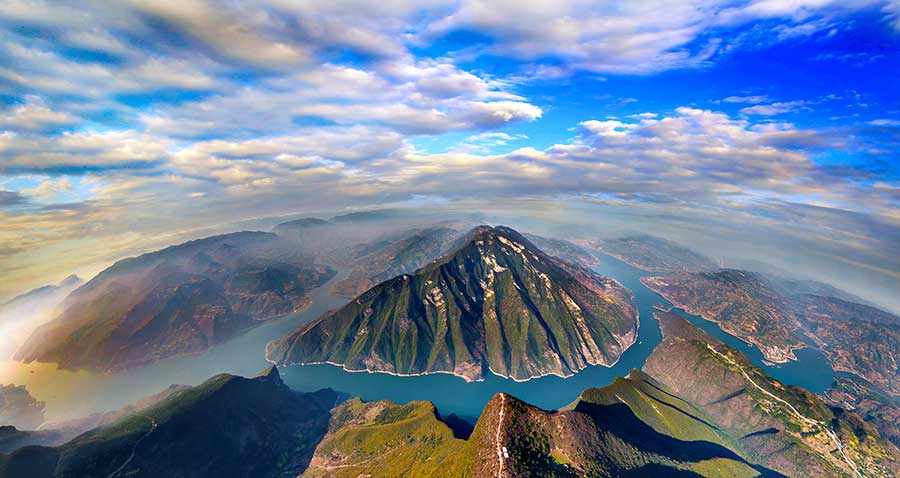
266, 326, 639, 384
640, 277, 803, 365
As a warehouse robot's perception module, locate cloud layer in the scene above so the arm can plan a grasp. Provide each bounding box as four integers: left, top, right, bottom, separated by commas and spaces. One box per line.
0, 0, 898, 306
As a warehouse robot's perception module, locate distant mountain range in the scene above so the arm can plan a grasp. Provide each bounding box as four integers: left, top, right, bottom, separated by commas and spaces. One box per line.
14, 232, 334, 373
583, 234, 718, 273
0, 275, 83, 359
642, 269, 900, 398
330, 226, 463, 297
4, 312, 897, 478
0, 275, 82, 317
272, 215, 474, 291
267, 226, 639, 382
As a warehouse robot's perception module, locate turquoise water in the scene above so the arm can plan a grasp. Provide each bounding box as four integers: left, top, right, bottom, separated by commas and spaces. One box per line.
2, 254, 834, 423
279, 253, 835, 420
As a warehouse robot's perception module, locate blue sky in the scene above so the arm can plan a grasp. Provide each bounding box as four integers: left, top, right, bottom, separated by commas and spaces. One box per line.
0, 0, 898, 307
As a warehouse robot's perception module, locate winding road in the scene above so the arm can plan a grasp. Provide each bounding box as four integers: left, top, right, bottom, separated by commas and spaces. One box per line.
495, 394, 506, 478
706, 345, 863, 478
107, 416, 157, 478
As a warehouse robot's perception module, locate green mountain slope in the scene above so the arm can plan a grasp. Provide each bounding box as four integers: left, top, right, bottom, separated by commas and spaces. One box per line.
304, 371, 776, 478
0, 367, 337, 478
643, 310, 900, 478
267, 226, 639, 382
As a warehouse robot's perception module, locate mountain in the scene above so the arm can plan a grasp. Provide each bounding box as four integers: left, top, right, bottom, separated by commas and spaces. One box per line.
302, 371, 778, 478
791, 294, 900, 395
642, 270, 900, 396
523, 233, 600, 268
330, 226, 463, 297
644, 310, 900, 478
825, 374, 900, 449
0, 427, 65, 456
0, 275, 83, 359
267, 226, 639, 382
308, 329, 900, 478
587, 234, 717, 273
765, 276, 875, 307
0, 275, 82, 319
14, 232, 334, 373
5, 319, 898, 477
0, 367, 338, 478
642, 269, 803, 363
0, 383, 188, 454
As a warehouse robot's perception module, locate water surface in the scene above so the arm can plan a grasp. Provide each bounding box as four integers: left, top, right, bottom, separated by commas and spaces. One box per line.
0, 255, 834, 423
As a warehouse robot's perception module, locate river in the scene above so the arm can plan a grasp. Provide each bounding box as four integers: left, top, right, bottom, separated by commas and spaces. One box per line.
0, 254, 834, 424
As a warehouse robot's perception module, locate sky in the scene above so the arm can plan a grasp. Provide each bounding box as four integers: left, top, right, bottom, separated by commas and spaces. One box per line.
0, 1, 898, 309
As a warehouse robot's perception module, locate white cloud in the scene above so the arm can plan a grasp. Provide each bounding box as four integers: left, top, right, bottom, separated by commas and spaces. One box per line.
740, 101, 808, 115
722, 95, 769, 104
0, 97, 77, 131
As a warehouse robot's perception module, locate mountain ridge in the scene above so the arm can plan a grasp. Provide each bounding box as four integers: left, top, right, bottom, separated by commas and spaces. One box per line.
267, 225, 638, 382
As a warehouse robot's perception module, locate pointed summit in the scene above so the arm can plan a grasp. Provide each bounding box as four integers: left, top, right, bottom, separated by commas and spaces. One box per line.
256, 364, 281, 382
268, 226, 638, 382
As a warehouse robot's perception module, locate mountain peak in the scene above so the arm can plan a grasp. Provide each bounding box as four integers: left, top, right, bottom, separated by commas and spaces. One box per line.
256, 364, 281, 382
58, 275, 82, 288
268, 227, 639, 382
468, 224, 525, 242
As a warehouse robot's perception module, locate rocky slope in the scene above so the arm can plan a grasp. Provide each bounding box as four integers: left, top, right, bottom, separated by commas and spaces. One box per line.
15, 232, 334, 373
267, 226, 639, 382
0, 367, 337, 478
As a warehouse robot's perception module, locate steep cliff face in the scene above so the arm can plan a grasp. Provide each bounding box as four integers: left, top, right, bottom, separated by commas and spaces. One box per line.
267, 226, 638, 382
15, 232, 334, 373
